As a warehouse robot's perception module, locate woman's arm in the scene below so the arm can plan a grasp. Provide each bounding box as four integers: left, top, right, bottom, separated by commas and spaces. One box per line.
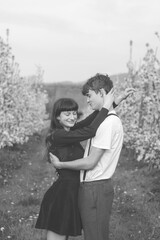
72, 102, 117, 130
114, 88, 135, 105
52, 89, 114, 146
52, 108, 109, 146
72, 110, 99, 130
72, 88, 135, 130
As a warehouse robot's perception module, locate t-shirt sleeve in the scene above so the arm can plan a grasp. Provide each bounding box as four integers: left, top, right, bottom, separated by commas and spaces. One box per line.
92, 120, 113, 150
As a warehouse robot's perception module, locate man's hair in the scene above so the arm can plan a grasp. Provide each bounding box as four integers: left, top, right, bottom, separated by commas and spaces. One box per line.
82, 73, 113, 96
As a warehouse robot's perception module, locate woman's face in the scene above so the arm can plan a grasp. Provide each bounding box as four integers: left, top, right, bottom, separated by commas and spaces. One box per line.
57, 110, 78, 131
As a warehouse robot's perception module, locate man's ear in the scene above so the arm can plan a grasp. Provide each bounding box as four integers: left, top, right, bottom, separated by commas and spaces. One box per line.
99, 88, 106, 97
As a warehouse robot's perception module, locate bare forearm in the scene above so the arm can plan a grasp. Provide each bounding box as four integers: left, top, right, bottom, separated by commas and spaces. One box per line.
115, 88, 135, 105
59, 157, 93, 170
114, 95, 122, 106
50, 147, 104, 171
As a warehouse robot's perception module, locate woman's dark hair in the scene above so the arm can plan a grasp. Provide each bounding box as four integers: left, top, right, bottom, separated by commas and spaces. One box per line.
50, 98, 79, 130
45, 98, 79, 162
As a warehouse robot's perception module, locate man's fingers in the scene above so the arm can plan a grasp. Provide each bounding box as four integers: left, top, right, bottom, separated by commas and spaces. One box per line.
109, 88, 114, 94
50, 153, 56, 158
49, 153, 56, 162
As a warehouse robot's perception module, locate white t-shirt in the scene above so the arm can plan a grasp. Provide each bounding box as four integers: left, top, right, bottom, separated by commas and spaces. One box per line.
80, 110, 124, 182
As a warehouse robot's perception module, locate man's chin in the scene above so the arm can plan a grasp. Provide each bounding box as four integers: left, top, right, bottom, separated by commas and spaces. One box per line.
90, 105, 97, 111
89, 104, 94, 110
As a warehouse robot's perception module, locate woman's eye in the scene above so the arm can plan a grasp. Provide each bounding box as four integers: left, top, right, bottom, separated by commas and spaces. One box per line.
63, 112, 69, 116
63, 111, 77, 117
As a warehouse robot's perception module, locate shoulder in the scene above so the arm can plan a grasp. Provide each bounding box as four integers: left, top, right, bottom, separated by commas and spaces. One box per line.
101, 113, 121, 125
48, 128, 65, 141
97, 113, 123, 134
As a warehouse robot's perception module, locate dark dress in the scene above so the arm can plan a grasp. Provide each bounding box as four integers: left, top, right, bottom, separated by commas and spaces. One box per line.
35, 108, 109, 236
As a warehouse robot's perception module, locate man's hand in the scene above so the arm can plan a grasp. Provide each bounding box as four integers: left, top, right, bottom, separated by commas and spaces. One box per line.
49, 153, 61, 169
115, 88, 135, 106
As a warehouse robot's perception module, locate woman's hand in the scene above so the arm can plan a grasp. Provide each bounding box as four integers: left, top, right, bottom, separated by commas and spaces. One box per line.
115, 88, 135, 106
122, 88, 135, 100
49, 153, 61, 169
102, 88, 115, 110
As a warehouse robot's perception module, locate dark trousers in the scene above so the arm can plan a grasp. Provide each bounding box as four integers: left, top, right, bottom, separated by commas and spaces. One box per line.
78, 179, 114, 240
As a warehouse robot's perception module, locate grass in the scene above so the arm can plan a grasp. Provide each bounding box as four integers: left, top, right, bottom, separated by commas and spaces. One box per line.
110, 149, 160, 240
0, 132, 160, 240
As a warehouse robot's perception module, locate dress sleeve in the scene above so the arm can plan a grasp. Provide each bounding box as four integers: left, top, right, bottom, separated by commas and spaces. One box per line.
52, 108, 109, 146
113, 101, 118, 108
72, 102, 117, 130
72, 111, 99, 130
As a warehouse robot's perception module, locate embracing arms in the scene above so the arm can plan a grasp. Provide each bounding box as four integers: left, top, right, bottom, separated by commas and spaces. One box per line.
50, 146, 104, 170
50, 89, 114, 146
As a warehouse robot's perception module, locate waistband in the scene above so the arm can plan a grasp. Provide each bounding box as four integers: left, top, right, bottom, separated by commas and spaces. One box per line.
80, 178, 111, 185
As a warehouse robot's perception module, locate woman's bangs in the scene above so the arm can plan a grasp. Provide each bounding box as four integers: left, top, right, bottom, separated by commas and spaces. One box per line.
60, 99, 78, 112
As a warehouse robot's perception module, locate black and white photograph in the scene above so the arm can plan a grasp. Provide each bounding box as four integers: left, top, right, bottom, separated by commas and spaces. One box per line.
0, 0, 160, 240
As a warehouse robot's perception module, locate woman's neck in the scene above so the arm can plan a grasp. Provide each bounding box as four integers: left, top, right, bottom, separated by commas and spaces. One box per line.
64, 127, 70, 131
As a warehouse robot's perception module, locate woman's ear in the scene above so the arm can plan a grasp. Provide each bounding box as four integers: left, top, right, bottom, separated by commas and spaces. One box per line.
56, 116, 60, 120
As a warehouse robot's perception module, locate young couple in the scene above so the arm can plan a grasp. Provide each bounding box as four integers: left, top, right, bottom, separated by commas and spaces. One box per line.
35, 73, 134, 240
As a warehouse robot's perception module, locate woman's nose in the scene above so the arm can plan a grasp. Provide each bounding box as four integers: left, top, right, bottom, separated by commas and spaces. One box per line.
70, 114, 75, 119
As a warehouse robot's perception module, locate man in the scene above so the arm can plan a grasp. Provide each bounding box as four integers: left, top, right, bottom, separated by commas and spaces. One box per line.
50, 73, 133, 240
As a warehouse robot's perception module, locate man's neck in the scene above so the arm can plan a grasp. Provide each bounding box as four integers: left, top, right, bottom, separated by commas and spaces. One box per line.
99, 105, 113, 111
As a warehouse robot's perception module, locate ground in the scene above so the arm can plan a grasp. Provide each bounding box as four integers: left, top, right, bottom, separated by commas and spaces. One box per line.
0, 131, 160, 240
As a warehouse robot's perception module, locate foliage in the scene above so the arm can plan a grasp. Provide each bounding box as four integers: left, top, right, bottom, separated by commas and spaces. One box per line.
116, 41, 160, 168
44, 82, 87, 118
0, 30, 48, 148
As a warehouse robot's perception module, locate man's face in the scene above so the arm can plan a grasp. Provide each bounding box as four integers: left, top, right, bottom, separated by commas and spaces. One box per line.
86, 89, 103, 110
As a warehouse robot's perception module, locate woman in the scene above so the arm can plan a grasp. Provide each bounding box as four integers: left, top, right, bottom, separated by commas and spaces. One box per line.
35, 89, 115, 240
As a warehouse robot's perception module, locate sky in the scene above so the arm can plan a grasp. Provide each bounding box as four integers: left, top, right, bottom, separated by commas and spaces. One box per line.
0, 0, 160, 83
